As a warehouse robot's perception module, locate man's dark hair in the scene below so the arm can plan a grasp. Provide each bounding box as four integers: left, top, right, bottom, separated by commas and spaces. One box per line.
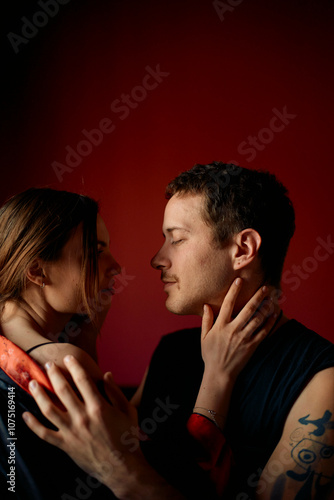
166, 162, 295, 286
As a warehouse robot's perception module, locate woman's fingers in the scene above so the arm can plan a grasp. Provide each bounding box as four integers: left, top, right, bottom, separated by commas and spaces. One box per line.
22, 411, 64, 448
216, 277, 243, 325
254, 310, 279, 341
242, 296, 280, 339
234, 285, 273, 330
247, 298, 280, 339
201, 304, 215, 340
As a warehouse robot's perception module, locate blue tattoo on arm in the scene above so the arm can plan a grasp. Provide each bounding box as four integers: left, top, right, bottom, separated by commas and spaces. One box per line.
285, 410, 334, 498
298, 410, 334, 437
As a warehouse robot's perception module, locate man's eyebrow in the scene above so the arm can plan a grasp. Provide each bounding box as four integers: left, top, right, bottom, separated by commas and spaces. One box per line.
162, 227, 190, 237
166, 227, 190, 233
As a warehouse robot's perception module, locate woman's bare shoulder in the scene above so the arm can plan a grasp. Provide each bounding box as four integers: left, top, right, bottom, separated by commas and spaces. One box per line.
28, 342, 104, 382
1, 311, 104, 382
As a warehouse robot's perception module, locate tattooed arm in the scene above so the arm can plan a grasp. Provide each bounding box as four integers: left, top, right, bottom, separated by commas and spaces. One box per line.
257, 367, 334, 500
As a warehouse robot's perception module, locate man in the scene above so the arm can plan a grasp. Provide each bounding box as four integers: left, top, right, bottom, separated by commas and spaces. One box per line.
140, 162, 334, 499
24, 163, 334, 499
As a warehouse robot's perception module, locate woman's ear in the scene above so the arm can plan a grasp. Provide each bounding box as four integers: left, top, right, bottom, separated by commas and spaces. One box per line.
232, 228, 262, 270
26, 260, 46, 287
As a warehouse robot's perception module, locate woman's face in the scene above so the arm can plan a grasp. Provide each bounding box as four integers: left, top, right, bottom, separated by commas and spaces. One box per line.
42, 215, 120, 316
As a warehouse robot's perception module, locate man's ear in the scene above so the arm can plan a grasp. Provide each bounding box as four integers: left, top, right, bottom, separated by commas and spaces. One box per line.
232, 228, 262, 270
26, 260, 46, 287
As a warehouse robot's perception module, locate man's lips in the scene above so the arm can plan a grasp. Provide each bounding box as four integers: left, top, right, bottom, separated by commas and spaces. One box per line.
162, 280, 177, 290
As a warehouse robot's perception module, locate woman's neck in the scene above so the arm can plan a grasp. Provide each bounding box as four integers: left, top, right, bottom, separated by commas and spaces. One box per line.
1, 300, 69, 346
19, 298, 71, 330
1, 300, 98, 361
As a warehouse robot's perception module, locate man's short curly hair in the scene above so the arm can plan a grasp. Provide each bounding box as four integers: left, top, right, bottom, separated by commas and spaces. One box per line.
166, 162, 295, 286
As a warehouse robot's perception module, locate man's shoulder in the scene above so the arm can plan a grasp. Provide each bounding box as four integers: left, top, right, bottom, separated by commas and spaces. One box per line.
284, 318, 332, 339
249, 319, 334, 386
226, 320, 334, 485
233, 319, 334, 419
276, 318, 334, 360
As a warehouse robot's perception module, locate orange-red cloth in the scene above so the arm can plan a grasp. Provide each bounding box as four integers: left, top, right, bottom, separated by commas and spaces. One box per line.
187, 412, 233, 496
0, 335, 54, 394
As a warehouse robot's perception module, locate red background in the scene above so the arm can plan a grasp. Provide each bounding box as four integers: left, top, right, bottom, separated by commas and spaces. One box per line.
2, 0, 334, 387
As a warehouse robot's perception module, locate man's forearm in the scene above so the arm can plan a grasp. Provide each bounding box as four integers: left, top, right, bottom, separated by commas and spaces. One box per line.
102, 456, 186, 500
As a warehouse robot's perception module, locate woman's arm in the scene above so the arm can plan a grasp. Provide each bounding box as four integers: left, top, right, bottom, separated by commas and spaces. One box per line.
194, 278, 278, 429
186, 279, 279, 495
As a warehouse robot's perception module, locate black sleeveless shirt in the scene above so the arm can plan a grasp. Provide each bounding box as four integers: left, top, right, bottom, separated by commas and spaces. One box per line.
138, 320, 334, 499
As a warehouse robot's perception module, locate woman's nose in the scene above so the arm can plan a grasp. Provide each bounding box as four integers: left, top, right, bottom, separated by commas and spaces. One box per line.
108, 255, 121, 276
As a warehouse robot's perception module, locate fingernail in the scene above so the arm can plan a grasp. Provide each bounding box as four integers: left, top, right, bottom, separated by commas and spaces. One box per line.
45, 361, 53, 370
64, 355, 73, 364
29, 380, 37, 391
22, 413, 29, 423
262, 286, 268, 293
235, 278, 241, 286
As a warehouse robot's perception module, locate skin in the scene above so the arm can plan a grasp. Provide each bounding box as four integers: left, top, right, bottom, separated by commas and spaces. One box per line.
1, 214, 121, 379
151, 193, 234, 316
151, 192, 272, 318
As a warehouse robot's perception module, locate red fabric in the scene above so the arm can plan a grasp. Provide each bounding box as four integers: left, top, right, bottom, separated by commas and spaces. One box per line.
187, 413, 233, 496
0, 335, 54, 394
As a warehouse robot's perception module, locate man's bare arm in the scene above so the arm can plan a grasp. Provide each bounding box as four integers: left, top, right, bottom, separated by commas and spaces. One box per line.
257, 367, 334, 499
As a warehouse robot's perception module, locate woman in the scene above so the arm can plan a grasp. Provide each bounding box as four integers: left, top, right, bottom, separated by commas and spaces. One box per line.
0, 187, 121, 499
0, 188, 120, 373
0, 187, 278, 499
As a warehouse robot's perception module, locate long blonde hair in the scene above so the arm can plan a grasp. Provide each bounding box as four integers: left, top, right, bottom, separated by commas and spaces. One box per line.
0, 188, 100, 319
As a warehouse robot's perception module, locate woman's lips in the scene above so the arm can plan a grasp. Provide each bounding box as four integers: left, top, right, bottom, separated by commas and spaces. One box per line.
101, 288, 115, 295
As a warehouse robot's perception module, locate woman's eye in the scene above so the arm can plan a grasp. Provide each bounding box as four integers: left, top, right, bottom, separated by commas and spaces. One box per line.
171, 239, 183, 245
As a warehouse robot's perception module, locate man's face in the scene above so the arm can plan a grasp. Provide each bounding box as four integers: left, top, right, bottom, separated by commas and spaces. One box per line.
151, 193, 234, 316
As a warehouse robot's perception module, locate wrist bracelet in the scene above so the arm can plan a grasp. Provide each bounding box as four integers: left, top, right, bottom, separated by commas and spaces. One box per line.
193, 407, 226, 430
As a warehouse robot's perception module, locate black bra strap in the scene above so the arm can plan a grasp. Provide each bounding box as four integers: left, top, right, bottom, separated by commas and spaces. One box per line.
26, 341, 58, 354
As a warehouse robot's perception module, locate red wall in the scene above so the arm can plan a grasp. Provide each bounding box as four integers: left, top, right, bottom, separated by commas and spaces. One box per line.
2, 0, 334, 386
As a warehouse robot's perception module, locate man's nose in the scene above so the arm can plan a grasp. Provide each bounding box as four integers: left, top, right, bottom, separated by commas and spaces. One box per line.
151, 246, 170, 270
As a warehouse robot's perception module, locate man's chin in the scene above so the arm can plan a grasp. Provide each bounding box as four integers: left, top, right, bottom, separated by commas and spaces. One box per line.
165, 300, 202, 317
